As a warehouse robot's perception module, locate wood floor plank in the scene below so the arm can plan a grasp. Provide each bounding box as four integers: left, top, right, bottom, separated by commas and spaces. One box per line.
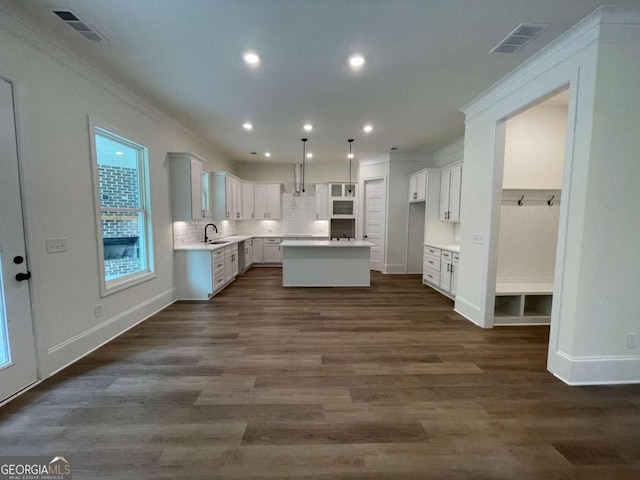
1, 268, 639, 479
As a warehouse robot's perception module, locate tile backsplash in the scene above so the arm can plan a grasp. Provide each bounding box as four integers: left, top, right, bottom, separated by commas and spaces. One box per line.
172, 193, 328, 245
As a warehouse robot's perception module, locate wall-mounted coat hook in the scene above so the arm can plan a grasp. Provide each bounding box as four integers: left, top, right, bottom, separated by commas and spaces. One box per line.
517, 195, 524, 206
547, 195, 555, 206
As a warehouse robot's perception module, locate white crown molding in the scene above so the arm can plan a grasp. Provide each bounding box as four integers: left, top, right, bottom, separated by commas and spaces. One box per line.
460, 7, 605, 119
0, 5, 230, 158
433, 137, 464, 164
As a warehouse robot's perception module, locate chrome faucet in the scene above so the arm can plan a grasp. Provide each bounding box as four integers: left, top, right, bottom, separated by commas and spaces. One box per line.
204, 223, 218, 243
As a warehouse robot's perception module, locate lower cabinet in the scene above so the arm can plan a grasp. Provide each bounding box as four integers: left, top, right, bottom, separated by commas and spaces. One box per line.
174, 244, 239, 300
263, 238, 282, 263
423, 245, 459, 300
252, 238, 263, 263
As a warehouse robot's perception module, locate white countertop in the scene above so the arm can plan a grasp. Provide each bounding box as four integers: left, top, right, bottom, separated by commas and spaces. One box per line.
424, 243, 460, 253
280, 240, 374, 247
174, 235, 330, 251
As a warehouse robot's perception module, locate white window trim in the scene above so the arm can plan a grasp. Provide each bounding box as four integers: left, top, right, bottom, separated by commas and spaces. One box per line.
88, 117, 156, 297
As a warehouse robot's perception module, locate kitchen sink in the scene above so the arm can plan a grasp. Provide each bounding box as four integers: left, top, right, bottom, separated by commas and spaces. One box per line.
206, 241, 230, 244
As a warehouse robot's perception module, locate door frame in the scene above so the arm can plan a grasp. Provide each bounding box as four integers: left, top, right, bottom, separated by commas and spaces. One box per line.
0, 72, 42, 405
360, 175, 388, 273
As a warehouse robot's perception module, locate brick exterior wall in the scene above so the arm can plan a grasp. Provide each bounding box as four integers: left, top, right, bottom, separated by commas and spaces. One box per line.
98, 165, 142, 279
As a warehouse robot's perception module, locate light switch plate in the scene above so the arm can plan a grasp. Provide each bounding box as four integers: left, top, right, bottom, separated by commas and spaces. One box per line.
46, 237, 67, 253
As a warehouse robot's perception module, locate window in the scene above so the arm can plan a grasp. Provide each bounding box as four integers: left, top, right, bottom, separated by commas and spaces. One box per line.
90, 122, 154, 295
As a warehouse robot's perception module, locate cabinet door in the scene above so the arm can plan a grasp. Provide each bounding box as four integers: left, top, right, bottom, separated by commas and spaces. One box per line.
225, 175, 233, 219
439, 169, 451, 221
416, 171, 427, 201
448, 165, 462, 222
450, 262, 458, 296
232, 252, 239, 277
245, 245, 253, 267
242, 183, 254, 220
252, 238, 263, 263
254, 184, 268, 220
440, 259, 452, 293
263, 244, 282, 263
267, 184, 281, 219
408, 175, 417, 202
315, 184, 328, 220
232, 178, 242, 219
201, 171, 210, 217
190, 159, 203, 219
224, 253, 233, 283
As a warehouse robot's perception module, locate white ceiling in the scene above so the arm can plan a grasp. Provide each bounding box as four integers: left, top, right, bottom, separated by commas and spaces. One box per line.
5, 0, 639, 164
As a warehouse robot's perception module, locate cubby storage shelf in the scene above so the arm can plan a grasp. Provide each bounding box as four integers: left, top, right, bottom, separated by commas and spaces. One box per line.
494, 283, 553, 325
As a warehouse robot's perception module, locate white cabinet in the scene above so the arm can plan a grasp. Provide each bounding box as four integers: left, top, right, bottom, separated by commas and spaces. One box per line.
262, 238, 282, 263
252, 238, 263, 263
254, 184, 282, 220
212, 249, 226, 293
408, 170, 427, 202
169, 152, 209, 220
242, 183, 254, 220
439, 164, 462, 222
315, 184, 329, 220
243, 239, 253, 271
211, 173, 243, 220
224, 244, 239, 283
423, 244, 459, 300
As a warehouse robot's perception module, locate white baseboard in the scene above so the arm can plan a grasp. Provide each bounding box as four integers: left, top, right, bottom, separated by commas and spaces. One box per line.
43, 288, 175, 378
453, 295, 488, 328
549, 350, 640, 385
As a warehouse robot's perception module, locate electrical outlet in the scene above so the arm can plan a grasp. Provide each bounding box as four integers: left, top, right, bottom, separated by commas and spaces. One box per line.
625, 334, 637, 349
94, 304, 102, 318
46, 237, 67, 253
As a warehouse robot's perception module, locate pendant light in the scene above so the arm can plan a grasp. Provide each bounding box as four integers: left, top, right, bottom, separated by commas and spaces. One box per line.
301, 138, 308, 193
347, 139, 354, 196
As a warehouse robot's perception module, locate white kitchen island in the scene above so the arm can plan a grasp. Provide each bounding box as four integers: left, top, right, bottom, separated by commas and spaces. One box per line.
280, 240, 374, 287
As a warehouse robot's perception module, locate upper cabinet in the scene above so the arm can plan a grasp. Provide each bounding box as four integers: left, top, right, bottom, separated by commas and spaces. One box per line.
439, 164, 462, 222
168, 152, 209, 221
211, 172, 242, 220
408, 170, 427, 202
254, 183, 282, 220
315, 184, 329, 220
242, 182, 254, 220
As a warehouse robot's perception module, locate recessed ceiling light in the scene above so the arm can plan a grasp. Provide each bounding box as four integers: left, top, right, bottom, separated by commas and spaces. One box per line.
306, 153, 313, 159
303, 124, 313, 132
243, 51, 261, 65
363, 124, 373, 133
243, 122, 253, 130
265, 152, 271, 158
349, 54, 365, 69
115, 151, 124, 156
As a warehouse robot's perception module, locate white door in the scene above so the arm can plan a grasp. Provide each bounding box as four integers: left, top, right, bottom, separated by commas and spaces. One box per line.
242, 183, 254, 219
364, 178, 386, 272
0, 77, 38, 402
254, 184, 267, 220
439, 168, 451, 220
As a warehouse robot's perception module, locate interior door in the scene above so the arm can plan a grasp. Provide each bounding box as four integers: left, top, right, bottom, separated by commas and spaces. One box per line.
364, 178, 386, 272
0, 77, 38, 403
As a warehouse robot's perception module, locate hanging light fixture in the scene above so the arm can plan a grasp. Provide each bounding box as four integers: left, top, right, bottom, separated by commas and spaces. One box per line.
301, 138, 308, 193
347, 139, 354, 195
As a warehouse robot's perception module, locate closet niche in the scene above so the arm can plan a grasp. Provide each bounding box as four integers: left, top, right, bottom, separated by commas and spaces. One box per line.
494, 90, 568, 325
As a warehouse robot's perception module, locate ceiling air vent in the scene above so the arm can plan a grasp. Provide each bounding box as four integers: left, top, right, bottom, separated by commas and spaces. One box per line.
52, 9, 107, 42
490, 23, 549, 54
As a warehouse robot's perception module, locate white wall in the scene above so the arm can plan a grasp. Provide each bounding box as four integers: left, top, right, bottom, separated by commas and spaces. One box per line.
0, 11, 233, 377
503, 105, 567, 190
458, 6, 640, 384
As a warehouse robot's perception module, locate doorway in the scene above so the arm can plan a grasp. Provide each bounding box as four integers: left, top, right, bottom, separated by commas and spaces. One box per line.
491, 88, 569, 327
0, 76, 38, 403
363, 178, 386, 272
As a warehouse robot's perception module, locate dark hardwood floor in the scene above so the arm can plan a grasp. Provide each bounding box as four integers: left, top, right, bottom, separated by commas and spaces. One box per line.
1, 268, 639, 479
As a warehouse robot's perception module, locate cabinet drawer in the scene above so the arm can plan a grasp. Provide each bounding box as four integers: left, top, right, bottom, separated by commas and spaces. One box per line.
263, 238, 281, 244
424, 246, 441, 257
423, 268, 440, 285
441, 250, 452, 260
213, 259, 225, 274
224, 244, 238, 255
452, 252, 460, 264
212, 249, 224, 261
213, 274, 226, 291
424, 256, 441, 271
245, 239, 252, 246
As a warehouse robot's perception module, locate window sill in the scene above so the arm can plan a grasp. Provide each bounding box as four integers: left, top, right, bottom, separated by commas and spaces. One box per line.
100, 270, 156, 297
